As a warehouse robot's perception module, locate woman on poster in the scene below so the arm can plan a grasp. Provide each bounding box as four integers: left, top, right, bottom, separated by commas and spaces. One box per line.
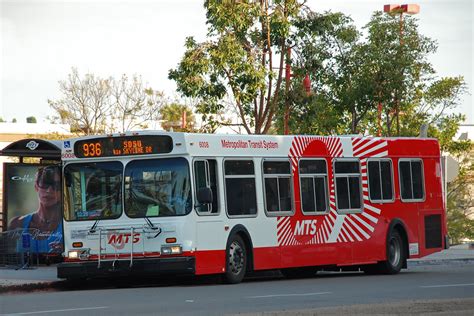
8, 166, 63, 254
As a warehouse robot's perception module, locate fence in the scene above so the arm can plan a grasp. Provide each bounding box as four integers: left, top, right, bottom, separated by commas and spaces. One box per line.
0, 229, 42, 269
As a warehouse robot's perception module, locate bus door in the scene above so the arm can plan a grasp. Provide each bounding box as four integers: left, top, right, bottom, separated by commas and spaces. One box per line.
193, 159, 224, 274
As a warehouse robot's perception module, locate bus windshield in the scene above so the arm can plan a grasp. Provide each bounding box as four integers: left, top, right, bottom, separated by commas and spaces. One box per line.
125, 157, 192, 217
64, 161, 123, 221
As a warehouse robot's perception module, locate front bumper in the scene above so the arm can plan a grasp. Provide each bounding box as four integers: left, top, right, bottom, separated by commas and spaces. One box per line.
57, 256, 195, 279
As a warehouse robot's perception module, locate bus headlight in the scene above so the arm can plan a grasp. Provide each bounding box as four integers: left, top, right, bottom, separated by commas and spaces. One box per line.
68, 249, 90, 260
161, 245, 182, 255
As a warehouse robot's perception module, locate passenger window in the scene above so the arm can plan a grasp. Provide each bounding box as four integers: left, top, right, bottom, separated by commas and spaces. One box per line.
399, 159, 424, 202
299, 159, 328, 213
224, 160, 257, 216
368, 159, 394, 202
263, 160, 292, 214
194, 159, 219, 214
334, 159, 362, 212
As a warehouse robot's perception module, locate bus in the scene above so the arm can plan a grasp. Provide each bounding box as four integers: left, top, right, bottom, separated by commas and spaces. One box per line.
57, 131, 448, 283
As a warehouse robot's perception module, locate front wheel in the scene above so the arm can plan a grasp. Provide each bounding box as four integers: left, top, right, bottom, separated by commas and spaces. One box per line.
379, 230, 405, 274
224, 235, 247, 284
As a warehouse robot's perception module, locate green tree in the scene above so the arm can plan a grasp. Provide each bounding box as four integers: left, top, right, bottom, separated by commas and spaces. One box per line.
447, 146, 474, 244
159, 103, 195, 132
170, 0, 307, 134
282, 12, 368, 134
26, 116, 37, 123
402, 77, 468, 150
361, 12, 437, 136
12, 118, 17, 123
282, 10, 467, 142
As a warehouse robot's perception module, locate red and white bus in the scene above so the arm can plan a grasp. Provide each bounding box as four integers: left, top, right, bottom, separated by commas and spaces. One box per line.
57, 131, 447, 283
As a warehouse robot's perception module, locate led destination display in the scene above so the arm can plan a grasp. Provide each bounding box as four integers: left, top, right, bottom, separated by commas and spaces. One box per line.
74, 135, 173, 158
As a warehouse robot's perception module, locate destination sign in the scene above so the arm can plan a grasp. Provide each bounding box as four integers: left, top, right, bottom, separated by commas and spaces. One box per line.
74, 135, 173, 158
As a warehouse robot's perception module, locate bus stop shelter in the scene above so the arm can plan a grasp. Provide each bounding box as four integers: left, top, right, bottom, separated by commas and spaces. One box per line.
0, 138, 62, 162
0, 138, 63, 267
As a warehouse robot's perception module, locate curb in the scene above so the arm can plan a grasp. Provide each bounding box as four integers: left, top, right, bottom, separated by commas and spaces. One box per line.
0, 281, 61, 294
408, 258, 474, 266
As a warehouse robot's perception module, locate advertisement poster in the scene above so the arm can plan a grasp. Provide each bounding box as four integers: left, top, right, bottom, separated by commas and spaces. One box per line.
4, 164, 63, 254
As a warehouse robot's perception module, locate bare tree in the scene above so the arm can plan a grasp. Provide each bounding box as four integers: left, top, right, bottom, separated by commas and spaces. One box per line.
48, 68, 166, 135
110, 74, 166, 133
48, 68, 111, 134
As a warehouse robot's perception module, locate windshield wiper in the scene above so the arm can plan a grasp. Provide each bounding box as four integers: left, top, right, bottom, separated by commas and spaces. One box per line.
89, 219, 100, 233
144, 216, 161, 238
144, 216, 155, 229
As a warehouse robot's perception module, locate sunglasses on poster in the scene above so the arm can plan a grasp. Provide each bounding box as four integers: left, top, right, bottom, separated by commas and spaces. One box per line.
36, 166, 61, 190
37, 180, 61, 190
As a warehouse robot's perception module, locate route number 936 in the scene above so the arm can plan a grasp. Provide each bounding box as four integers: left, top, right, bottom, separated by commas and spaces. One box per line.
82, 142, 102, 157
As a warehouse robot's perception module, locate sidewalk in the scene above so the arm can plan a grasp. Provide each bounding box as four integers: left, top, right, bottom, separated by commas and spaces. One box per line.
0, 265, 59, 288
409, 243, 474, 264
1, 244, 473, 291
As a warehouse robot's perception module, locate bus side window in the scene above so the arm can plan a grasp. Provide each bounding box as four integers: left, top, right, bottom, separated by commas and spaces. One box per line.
299, 159, 328, 214
399, 159, 425, 202
224, 160, 257, 216
194, 159, 219, 214
263, 160, 293, 214
334, 159, 363, 213
367, 159, 394, 203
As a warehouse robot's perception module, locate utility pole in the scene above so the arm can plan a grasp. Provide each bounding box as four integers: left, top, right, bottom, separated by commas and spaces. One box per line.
283, 47, 312, 135
383, 4, 420, 136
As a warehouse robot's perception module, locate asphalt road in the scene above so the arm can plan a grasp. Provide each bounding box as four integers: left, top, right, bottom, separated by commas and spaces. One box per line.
1, 263, 473, 315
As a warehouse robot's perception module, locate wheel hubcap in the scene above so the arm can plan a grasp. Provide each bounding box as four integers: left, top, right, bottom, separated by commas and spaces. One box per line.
389, 237, 401, 267
229, 241, 244, 275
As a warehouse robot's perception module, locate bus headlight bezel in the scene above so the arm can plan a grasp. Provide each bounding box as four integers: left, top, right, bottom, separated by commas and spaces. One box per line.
68, 248, 90, 260
161, 244, 182, 255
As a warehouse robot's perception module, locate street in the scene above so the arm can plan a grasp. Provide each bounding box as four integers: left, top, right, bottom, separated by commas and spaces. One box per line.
1, 262, 473, 315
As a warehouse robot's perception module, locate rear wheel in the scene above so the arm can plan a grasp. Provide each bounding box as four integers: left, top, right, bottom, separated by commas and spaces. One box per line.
378, 230, 405, 274
224, 235, 247, 284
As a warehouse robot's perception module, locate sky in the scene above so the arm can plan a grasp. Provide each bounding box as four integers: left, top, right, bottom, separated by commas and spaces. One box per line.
1, 0, 473, 125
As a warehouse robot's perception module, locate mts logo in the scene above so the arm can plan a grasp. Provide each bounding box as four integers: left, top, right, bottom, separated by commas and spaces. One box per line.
294, 220, 317, 236
107, 233, 140, 250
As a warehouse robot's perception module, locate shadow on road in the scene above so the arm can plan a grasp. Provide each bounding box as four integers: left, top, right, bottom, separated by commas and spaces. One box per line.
2, 268, 427, 294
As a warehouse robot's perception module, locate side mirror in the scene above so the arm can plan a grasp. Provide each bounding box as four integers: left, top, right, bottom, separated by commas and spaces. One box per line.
197, 187, 213, 204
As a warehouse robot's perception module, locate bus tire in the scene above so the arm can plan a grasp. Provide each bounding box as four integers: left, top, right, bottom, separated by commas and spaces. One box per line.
224, 234, 247, 284
379, 229, 405, 274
